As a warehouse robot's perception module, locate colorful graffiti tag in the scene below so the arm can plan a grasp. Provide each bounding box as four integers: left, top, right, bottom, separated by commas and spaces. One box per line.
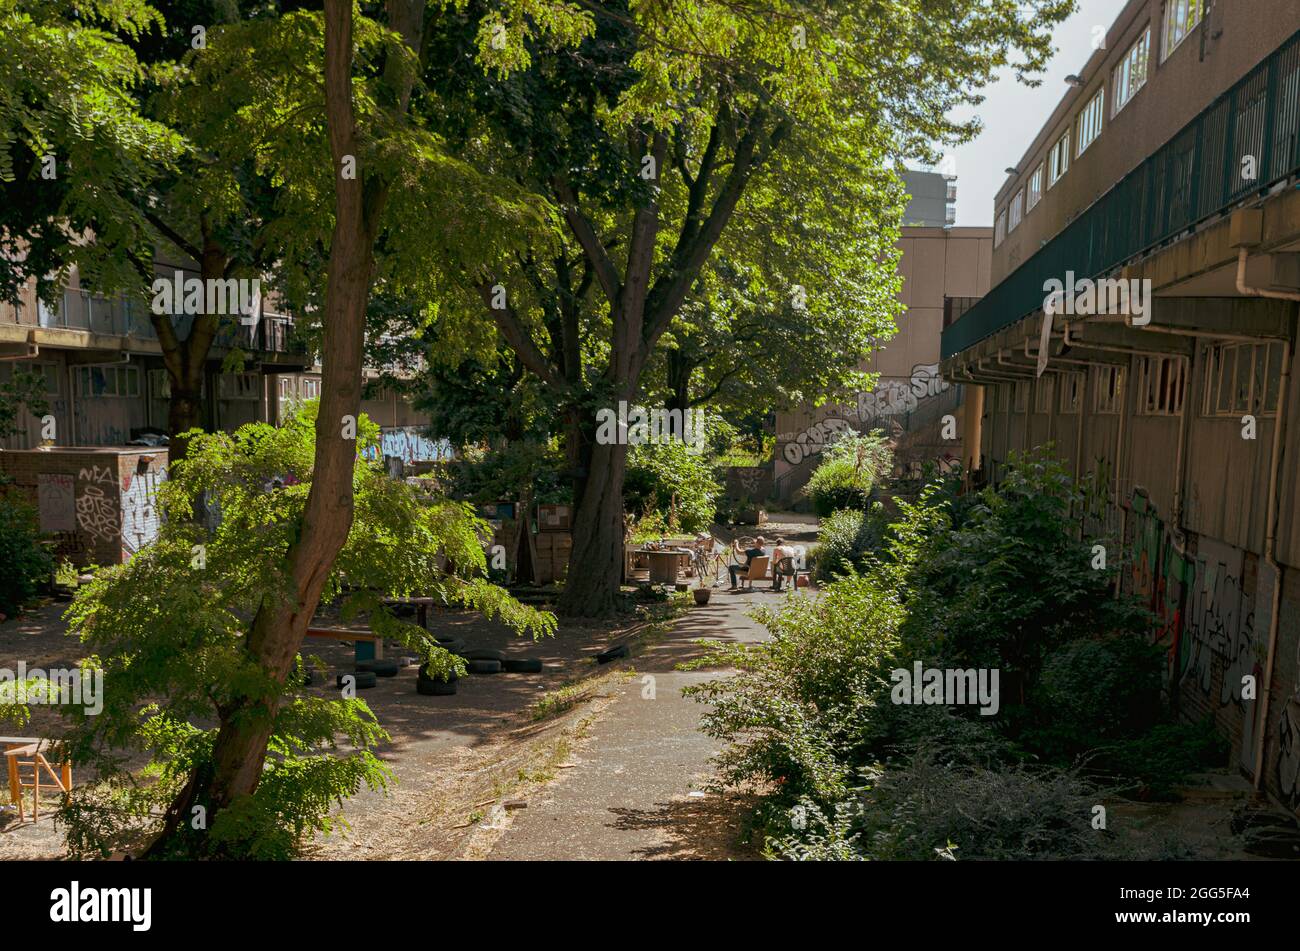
1128, 490, 1259, 708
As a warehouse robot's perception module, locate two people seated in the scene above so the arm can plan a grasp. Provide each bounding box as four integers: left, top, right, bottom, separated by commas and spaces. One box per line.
728, 536, 801, 590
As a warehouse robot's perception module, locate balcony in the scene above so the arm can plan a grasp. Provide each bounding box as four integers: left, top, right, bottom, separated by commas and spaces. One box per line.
943, 28, 1300, 360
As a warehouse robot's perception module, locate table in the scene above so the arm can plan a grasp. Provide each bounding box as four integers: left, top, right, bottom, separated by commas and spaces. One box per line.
633, 548, 693, 585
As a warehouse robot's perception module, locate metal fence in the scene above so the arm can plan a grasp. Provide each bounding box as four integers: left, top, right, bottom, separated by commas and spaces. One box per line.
942, 28, 1300, 360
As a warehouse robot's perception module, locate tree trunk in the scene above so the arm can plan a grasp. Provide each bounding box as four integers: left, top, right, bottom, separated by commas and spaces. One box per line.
144, 0, 385, 856
165, 380, 204, 462
557, 437, 627, 616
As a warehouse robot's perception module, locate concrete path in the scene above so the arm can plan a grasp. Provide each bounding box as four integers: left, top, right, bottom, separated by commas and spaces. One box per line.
486, 584, 787, 860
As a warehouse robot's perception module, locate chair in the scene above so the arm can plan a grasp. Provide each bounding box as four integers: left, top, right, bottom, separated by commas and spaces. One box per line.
739, 555, 769, 590
3, 737, 72, 823
772, 555, 810, 591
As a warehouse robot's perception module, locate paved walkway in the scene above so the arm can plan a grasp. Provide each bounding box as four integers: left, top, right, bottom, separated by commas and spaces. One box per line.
486, 584, 786, 860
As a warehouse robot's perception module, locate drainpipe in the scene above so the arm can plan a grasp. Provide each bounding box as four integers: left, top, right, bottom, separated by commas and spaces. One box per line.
0, 344, 39, 361
1234, 247, 1300, 794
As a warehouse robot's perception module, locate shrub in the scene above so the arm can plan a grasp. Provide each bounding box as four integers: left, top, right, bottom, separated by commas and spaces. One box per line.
1020, 635, 1166, 760
684, 571, 904, 801
770, 750, 1134, 861
803, 432, 891, 517
624, 436, 721, 533
0, 490, 53, 617
813, 504, 887, 582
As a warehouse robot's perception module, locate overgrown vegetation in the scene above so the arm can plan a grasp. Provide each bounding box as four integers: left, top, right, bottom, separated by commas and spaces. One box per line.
0, 490, 53, 618
803, 432, 892, 517
688, 449, 1228, 860
624, 434, 722, 536
54, 403, 555, 860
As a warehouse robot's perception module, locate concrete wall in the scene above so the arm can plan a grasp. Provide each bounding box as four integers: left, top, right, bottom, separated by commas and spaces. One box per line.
775, 226, 992, 498
971, 300, 1300, 810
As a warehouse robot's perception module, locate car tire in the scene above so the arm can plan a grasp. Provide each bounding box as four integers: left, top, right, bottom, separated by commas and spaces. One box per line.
503, 658, 544, 674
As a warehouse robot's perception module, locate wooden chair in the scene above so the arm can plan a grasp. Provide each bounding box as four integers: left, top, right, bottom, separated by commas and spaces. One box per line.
3, 737, 72, 823
739, 555, 770, 590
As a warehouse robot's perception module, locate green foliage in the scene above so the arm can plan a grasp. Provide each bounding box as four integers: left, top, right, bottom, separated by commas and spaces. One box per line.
688, 447, 1214, 860
57, 402, 555, 859
449, 439, 569, 506
893, 449, 1149, 696
0, 490, 53, 617
771, 749, 1126, 862
813, 505, 887, 583
803, 432, 891, 517
624, 436, 721, 534
1021, 635, 1166, 762
0, 367, 50, 439
684, 571, 904, 801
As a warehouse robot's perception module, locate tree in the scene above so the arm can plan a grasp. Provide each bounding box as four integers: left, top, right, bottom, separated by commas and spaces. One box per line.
0, 0, 182, 311
135, 0, 589, 855
423, 0, 1071, 616
57, 404, 554, 858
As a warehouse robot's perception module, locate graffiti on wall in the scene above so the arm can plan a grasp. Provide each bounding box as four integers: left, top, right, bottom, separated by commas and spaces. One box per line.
1277, 700, 1300, 810
780, 416, 855, 467
856, 363, 950, 426
74, 465, 119, 544
1128, 490, 1259, 708
361, 427, 450, 466
120, 470, 164, 559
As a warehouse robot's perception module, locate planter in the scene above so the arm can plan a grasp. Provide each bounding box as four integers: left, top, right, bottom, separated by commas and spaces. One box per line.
693, 588, 712, 605
733, 507, 768, 527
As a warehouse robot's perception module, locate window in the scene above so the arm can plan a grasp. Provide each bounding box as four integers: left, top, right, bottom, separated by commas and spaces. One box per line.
76, 366, 139, 398
1059, 371, 1084, 414
1027, 163, 1044, 211
1163, 0, 1203, 61
1013, 380, 1029, 413
1134, 355, 1187, 416
1009, 189, 1024, 232
1048, 130, 1070, 186
1202, 342, 1283, 417
1034, 375, 1056, 413
1076, 88, 1105, 156
1092, 364, 1124, 414
994, 208, 1007, 247
1113, 28, 1150, 115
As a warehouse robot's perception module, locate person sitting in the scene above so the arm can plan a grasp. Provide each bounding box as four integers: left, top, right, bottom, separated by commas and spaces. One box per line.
770, 537, 794, 590
728, 536, 766, 588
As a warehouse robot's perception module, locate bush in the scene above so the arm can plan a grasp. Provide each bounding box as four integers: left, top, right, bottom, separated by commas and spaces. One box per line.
1020, 635, 1165, 761
0, 491, 53, 617
813, 505, 887, 582
803, 432, 891, 517
771, 749, 1141, 861
684, 571, 904, 801
624, 436, 721, 534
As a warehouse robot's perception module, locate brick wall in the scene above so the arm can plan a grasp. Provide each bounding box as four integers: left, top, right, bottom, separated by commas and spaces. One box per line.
0, 448, 168, 567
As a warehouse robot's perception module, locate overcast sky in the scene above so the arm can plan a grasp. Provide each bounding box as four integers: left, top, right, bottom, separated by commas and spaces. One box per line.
936, 0, 1130, 226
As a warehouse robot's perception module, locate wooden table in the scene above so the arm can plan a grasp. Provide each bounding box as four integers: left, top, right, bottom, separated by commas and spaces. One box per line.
633, 548, 692, 584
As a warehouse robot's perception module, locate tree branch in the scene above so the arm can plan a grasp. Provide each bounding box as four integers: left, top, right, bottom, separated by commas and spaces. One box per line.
552, 176, 621, 304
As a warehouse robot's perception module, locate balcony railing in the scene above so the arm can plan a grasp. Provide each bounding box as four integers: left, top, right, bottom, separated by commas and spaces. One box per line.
942, 28, 1300, 360
37, 291, 304, 357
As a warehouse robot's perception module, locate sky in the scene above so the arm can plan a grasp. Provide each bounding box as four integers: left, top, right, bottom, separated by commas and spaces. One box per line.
937, 0, 1130, 226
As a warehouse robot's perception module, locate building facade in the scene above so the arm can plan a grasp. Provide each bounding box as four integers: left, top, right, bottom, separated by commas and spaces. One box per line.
775, 222, 992, 499
941, 0, 1300, 812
